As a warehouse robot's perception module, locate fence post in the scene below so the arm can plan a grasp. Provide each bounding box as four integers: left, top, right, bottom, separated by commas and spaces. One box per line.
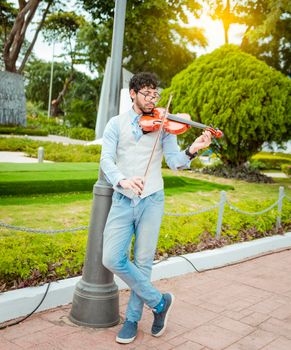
276, 186, 284, 230
38, 147, 44, 163
216, 191, 226, 239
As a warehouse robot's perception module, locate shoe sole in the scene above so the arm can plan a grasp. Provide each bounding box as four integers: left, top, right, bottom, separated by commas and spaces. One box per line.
152, 293, 175, 337
116, 335, 136, 344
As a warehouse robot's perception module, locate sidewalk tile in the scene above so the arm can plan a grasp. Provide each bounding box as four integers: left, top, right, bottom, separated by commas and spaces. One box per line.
240, 312, 270, 326
183, 324, 242, 350
174, 340, 204, 350
168, 335, 193, 347
1, 319, 55, 341
26, 343, 60, 350
0, 337, 22, 349
259, 317, 291, 340
224, 329, 277, 350
261, 336, 291, 350
170, 302, 217, 329
269, 302, 291, 320
248, 298, 285, 314
221, 309, 254, 321
210, 316, 255, 336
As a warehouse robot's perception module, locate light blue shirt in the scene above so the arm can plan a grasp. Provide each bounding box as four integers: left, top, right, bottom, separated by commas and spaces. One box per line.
100, 108, 191, 187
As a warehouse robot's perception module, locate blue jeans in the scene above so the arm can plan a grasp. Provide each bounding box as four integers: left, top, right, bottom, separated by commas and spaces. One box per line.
102, 190, 164, 322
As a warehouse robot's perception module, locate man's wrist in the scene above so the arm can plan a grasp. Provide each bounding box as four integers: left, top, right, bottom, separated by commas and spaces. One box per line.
185, 145, 198, 160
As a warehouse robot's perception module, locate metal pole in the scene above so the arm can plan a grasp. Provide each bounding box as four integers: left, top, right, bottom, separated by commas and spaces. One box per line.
95, 57, 111, 139
107, 0, 127, 119
216, 191, 226, 238
48, 41, 55, 118
276, 186, 284, 230
69, 0, 127, 328
95, 0, 127, 138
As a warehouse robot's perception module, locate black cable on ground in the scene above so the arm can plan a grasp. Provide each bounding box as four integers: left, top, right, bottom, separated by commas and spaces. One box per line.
177, 255, 201, 273
154, 246, 291, 274
0, 282, 51, 330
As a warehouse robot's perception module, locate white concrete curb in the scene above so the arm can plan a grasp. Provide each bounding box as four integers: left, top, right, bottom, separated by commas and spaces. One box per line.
1, 232, 290, 324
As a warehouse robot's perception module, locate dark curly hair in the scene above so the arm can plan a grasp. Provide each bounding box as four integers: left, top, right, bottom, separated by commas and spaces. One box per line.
129, 72, 159, 92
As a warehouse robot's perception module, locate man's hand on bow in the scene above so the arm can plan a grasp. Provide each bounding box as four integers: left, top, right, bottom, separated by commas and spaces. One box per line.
119, 176, 144, 196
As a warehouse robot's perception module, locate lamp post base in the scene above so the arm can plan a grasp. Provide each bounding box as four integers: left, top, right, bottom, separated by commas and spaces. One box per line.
69, 279, 119, 328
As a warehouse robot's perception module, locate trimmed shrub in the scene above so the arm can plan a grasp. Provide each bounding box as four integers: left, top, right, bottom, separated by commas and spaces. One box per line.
0, 137, 101, 162
251, 152, 291, 170
68, 127, 95, 141
0, 126, 48, 136
160, 45, 291, 167
282, 164, 291, 176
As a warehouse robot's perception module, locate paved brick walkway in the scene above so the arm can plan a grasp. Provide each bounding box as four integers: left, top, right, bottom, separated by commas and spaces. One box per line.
1, 249, 291, 350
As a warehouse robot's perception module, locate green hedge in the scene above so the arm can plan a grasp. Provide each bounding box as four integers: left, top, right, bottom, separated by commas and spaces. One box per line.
0, 126, 48, 136
0, 137, 102, 162
67, 127, 95, 141
251, 152, 291, 170
282, 164, 291, 176
0, 199, 290, 292
1, 115, 96, 141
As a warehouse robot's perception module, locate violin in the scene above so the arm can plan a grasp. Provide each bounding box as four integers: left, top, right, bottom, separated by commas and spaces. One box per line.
139, 107, 223, 138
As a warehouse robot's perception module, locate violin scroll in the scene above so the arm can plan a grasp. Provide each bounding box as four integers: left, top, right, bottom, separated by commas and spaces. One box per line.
205, 127, 223, 139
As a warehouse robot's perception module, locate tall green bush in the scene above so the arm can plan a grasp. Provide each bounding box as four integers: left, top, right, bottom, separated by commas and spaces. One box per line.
161, 45, 291, 167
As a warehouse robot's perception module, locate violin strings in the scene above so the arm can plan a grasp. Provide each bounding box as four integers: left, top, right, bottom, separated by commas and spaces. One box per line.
143, 94, 173, 185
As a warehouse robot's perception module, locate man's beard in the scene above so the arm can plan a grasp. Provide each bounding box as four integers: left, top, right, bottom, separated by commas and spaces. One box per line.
139, 102, 155, 114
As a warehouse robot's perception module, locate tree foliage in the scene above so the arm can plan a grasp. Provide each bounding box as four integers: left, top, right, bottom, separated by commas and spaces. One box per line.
77, 0, 207, 85
65, 72, 100, 129
206, 0, 290, 76
160, 45, 291, 167
41, 11, 87, 116
238, 0, 291, 76
25, 59, 71, 109
0, 0, 17, 43
0, 0, 17, 70
25, 59, 99, 128
42, 11, 85, 63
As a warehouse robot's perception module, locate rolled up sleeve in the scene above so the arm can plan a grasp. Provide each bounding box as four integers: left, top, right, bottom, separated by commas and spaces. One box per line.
162, 132, 191, 170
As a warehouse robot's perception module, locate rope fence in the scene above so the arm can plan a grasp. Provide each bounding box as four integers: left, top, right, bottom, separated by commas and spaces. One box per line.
0, 186, 290, 238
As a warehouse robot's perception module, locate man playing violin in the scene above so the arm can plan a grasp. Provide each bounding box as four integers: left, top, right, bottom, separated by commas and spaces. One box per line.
101, 72, 212, 344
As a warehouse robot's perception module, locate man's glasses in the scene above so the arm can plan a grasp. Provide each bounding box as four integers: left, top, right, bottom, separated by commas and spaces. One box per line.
138, 91, 161, 102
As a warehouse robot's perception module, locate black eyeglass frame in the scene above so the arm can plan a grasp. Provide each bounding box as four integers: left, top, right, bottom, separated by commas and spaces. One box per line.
138, 91, 161, 102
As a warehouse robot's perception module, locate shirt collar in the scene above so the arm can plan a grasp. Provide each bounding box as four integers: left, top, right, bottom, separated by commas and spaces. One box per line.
129, 107, 141, 125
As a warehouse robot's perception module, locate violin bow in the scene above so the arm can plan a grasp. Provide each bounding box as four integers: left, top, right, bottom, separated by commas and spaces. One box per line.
143, 93, 173, 186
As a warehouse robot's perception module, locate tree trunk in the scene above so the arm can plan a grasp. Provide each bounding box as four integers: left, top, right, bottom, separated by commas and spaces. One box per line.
51, 73, 74, 117
3, 0, 41, 73
223, 23, 229, 44
18, 1, 52, 74
222, 0, 230, 44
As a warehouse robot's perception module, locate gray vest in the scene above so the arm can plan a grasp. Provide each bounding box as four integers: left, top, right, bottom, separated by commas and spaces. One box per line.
114, 111, 164, 199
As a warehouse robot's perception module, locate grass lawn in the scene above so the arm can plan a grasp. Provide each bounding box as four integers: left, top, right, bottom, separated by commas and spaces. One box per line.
0, 163, 290, 292
0, 162, 233, 197
0, 163, 99, 195
0, 163, 290, 230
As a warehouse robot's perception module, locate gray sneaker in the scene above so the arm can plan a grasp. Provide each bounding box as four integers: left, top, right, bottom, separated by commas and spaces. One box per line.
116, 320, 138, 344
151, 293, 175, 337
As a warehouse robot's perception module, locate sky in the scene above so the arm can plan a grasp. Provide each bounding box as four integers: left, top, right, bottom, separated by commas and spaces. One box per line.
20, 1, 247, 76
